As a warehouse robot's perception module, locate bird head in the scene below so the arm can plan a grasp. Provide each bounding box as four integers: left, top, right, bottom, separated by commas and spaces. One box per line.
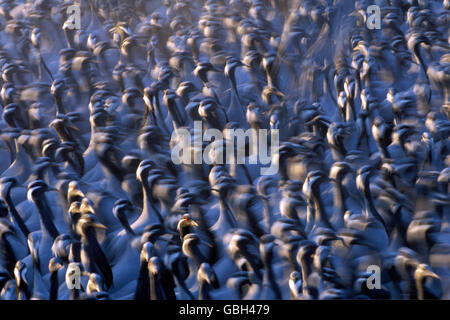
356, 165, 376, 192
414, 264, 440, 283
147, 256, 163, 276
120, 36, 139, 59
48, 257, 64, 274
163, 88, 177, 106
313, 245, 332, 274
197, 262, 219, 288
256, 175, 277, 199
259, 234, 282, 262
225, 57, 245, 78
0, 176, 22, 199
176, 81, 199, 99
173, 187, 201, 213
14, 260, 28, 288
209, 165, 236, 197
55, 141, 77, 161
136, 160, 155, 183
262, 86, 284, 106
31, 27, 41, 49
296, 240, 318, 265
243, 50, 262, 68
76, 213, 106, 237
87, 273, 105, 294
67, 181, 85, 204
198, 98, 218, 118
329, 161, 353, 181
141, 224, 175, 246
302, 170, 327, 200
51, 234, 72, 261
3, 103, 20, 128
177, 214, 199, 239
140, 242, 155, 262
80, 198, 95, 215
27, 180, 57, 201
113, 199, 134, 226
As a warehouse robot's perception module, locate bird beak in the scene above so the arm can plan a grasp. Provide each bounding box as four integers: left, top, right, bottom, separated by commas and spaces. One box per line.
158, 237, 178, 245
90, 222, 107, 230
422, 269, 440, 280
200, 240, 213, 247
69, 124, 80, 131
190, 220, 199, 227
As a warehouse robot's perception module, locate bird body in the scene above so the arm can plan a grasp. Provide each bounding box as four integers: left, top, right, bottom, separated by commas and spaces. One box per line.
0, 0, 447, 302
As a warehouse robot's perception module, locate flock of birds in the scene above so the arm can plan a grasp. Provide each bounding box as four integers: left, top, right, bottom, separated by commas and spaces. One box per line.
0, 0, 448, 300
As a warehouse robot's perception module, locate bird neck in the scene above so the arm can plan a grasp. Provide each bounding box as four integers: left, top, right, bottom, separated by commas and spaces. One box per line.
345, 99, 355, 122
54, 95, 66, 114
49, 270, 59, 300
179, 225, 191, 240
14, 141, 33, 179
86, 125, 98, 155
262, 198, 273, 230
265, 68, 278, 89
153, 93, 162, 114
311, 190, 333, 230
331, 139, 347, 161
63, 28, 75, 48
248, 65, 263, 92
83, 228, 100, 248
16, 281, 30, 300
153, 94, 171, 134
135, 260, 150, 300
148, 271, 165, 300
166, 98, 184, 129
305, 202, 315, 233
331, 179, 346, 215
218, 194, 238, 229
69, 241, 81, 263
262, 253, 276, 284
32, 195, 59, 239
70, 288, 80, 300
4, 192, 30, 238
278, 156, 289, 181
31, 260, 48, 299
122, 219, 135, 236
140, 181, 164, 226
83, 231, 112, 289
198, 279, 209, 300
415, 276, 425, 300
299, 257, 312, 297
414, 45, 428, 79
362, 182, 385, 226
